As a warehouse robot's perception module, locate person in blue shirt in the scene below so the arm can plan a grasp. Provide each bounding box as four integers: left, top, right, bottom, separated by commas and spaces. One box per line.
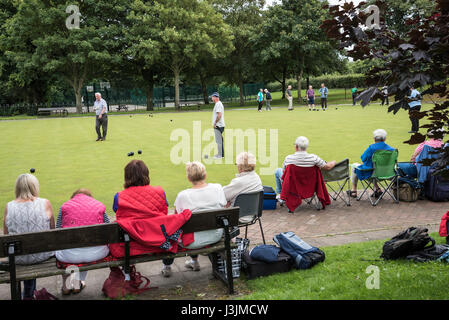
407, 86, 422, 133
257, 89, 264, 112
319, 83, 328, 111
347, 129, 395, 199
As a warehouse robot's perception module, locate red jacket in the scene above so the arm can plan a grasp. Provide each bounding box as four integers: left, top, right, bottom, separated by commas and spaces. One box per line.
109, 185, 194, 258
439, 211, 449, 237
280, 165, 331, 212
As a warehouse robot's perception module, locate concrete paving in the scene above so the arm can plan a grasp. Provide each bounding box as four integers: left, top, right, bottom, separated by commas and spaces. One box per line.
0, 192, 446, 300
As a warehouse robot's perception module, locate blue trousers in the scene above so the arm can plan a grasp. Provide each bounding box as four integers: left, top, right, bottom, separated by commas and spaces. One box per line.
275, 168, 284, 194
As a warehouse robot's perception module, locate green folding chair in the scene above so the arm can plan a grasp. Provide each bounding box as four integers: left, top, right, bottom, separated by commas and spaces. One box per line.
321, 158, 351, 206
356, 149, 399, 206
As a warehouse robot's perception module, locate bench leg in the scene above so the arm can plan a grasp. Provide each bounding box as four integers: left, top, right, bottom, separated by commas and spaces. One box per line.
8, 244, 21, 300
223, 225, 234, 295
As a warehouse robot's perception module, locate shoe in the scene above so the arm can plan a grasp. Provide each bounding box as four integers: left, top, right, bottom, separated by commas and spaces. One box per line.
102, 137, 106, 141
371, 189, 382, 198
161, 265, 172, 278
72, 281, 86, 294
408, 131, 417, 134
213, 155, 223, 159
185, 259, 200, 271
346, 190, 357, 198
96, 138, 101, 141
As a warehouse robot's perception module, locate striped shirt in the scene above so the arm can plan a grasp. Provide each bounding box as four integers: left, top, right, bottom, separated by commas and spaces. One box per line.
282, 151, 326, 169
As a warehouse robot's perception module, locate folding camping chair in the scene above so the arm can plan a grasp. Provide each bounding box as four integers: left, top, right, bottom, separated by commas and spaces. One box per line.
321, 158, 351, 206
356, 149, 399, 206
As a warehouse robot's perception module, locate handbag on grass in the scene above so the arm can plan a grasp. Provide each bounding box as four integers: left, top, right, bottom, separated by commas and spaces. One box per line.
102, 265, 154, 299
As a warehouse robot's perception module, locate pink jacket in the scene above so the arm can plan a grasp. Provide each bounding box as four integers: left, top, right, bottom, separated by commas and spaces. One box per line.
60, 193, 106, 228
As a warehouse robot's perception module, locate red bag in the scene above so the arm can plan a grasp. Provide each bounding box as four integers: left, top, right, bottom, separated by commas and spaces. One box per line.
33, 288, 58, 300
102, 265, 154, 299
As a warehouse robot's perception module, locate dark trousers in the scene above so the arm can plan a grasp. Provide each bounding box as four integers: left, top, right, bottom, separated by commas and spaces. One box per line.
352, 93, 357, 105
22, 279, 36, 299
409, 105, 421, 132
321, 97, 327, 109
96, 114, 108, 139
258, 101, 263, 111
381, 95, 389, 105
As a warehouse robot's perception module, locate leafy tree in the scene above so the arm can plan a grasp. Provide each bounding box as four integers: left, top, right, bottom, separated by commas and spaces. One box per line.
4, 0, 128, 113
128, 0, 233, 110
215, 0, 264, 106
322, 0, 449, 175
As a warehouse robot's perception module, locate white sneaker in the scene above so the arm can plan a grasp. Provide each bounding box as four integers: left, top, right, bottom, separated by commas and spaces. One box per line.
161, 265, 172, 278
276, 194, 284, 206
185, 259, 200, 271
213, 155, 223, 159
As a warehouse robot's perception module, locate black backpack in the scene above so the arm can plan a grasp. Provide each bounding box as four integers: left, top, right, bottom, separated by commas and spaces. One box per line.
380, 227, 435, 260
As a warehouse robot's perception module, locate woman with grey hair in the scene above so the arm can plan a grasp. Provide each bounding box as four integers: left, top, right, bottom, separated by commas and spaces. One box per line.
223, 152, 263, 208
161, 162, 226, 277
347, 129, 395, 198
3, 174, 55, 299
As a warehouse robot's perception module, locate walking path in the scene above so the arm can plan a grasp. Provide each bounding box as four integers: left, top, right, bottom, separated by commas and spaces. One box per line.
0, 195, 446, 300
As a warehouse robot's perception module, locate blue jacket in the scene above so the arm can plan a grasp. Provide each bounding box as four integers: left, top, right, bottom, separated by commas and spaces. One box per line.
355, 142, 395, 180
416, 145, 440, 183
408, 89, 421, 109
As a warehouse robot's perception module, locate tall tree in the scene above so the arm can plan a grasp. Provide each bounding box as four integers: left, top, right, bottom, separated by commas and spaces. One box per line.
128, 0, 233, 110
215, 0, 264, 106
4, 0, 128, 113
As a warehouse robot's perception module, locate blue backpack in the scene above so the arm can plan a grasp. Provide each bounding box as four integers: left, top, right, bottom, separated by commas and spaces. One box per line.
273, 232, 325, 269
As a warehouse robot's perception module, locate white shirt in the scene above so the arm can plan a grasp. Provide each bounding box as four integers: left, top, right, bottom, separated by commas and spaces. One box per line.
212, 101, 225, 127
282, 151, 326, 169
94, 98, 108, 115
223, 171, 263, 206
174, 183, 226, 249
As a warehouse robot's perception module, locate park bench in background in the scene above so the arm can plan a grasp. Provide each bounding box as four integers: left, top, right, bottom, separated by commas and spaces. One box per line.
0, 207, 240, 300
37, 107, 68, 117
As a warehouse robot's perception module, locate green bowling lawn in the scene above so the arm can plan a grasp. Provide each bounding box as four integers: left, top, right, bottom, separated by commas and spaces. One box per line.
0, 102, 427, 220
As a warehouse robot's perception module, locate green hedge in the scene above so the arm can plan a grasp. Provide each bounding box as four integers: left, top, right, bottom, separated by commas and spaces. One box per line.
267, 73, 366, 92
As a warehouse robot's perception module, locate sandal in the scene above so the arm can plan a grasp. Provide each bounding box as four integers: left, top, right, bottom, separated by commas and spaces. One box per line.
72, 281, 86, 294
346, 190, 357, 198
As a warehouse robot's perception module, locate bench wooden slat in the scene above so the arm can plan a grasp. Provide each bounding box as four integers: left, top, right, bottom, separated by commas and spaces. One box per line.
0, 207, 240, 257
0, 241, 237, 283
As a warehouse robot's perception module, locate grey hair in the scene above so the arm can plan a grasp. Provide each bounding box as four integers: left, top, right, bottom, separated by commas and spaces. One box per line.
95, 92, 101, 97
295, 136, 309, 151
236, 152, 256, 172
15, 174, 39, 200
373, 129, 387, 142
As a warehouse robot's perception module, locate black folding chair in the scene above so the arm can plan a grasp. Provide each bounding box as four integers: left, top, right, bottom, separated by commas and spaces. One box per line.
321, 158, 351, 206
234, 190, 266, 244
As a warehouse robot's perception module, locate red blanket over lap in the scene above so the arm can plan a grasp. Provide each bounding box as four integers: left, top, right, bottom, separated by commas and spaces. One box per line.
280, 165, 331, 212
108, 185, 195, 258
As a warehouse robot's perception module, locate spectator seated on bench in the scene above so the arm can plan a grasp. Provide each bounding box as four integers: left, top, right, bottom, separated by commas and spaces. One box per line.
55, 188, 110, 295
162, 161, 226, 277
223, 152, 263, 212
3, 173, 55, 300
110, 159, 193, 257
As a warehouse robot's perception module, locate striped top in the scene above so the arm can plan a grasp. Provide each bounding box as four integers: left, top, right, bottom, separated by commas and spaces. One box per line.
282, 151, 326, 169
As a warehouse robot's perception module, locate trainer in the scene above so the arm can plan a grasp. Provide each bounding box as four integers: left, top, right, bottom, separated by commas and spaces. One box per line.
94, 92, 108, 141
211, 92, 225, 159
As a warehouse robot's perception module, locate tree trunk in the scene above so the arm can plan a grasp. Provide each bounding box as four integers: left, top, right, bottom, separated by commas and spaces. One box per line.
174, 66, 180, 110
200, 73, 209, 105
296, 70, 303, 102
74, 85, 83, 114
142, 68, 154, 111
239, 77, 244, 106
282, 66, 287, 99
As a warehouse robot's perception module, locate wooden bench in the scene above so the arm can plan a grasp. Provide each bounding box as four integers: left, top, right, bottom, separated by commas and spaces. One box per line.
37, 107, 69, 117
0, 207, 240, 300
116, 105, 128, 112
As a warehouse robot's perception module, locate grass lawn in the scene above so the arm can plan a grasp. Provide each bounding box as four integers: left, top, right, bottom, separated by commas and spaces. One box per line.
0, 102, 429, 220
239, 232, 449, 300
